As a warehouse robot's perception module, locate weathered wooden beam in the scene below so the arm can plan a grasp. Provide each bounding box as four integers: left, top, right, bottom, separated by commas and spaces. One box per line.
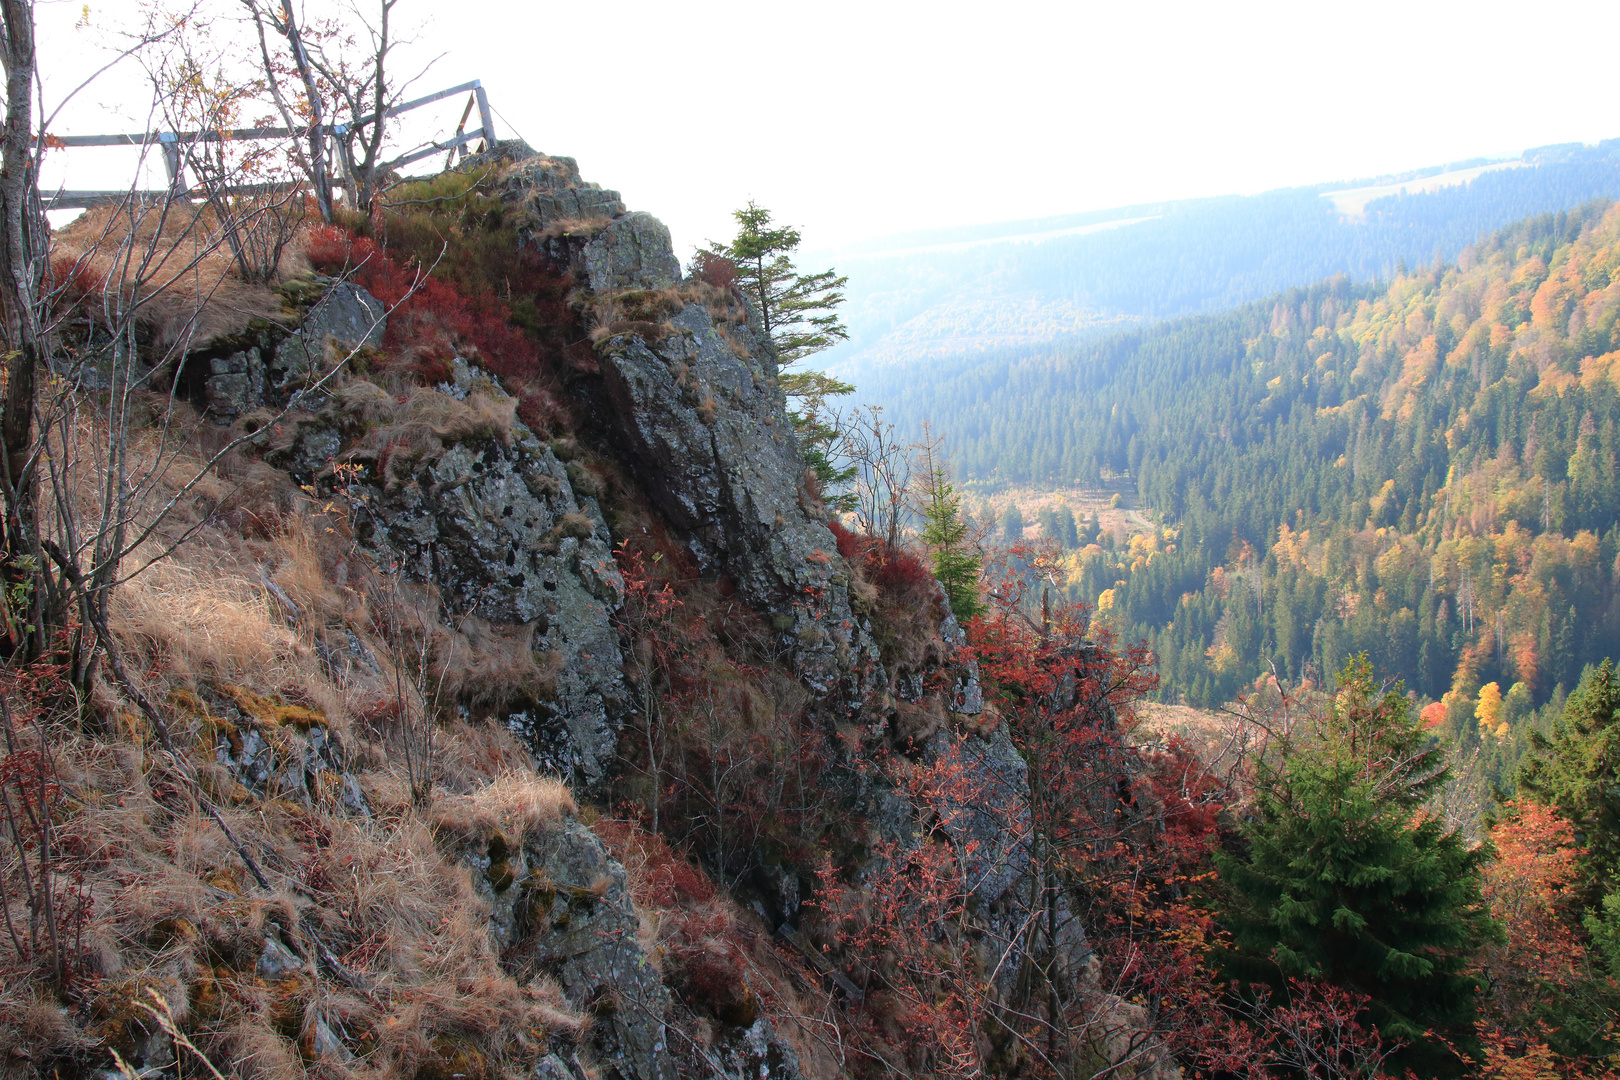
42, 180, 324, 210
39, 80, 485, 151
39, 81, 504, 208
384, 128, 489, 172
473, 83, 496, 152
777, 923, 864, 1003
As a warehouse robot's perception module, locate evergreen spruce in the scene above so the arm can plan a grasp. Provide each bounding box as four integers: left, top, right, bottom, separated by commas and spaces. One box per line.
1214, 656, 1495, 1075
1519, 659, 1620, 899
919, 447, 983, 623
702, 201, 853, 494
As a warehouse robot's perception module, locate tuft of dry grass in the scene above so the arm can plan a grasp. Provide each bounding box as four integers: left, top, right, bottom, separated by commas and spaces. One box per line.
329, 380, 518, 491
527, 214, 612, 244
677, 280, 749, 327
53, 202, 302, 354
715, 324, 752, 360
429, 772, 577, 849
110, 545, 345, 718
586, 287, 687, 349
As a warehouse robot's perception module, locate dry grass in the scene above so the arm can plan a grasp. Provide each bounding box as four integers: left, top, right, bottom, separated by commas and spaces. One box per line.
429, 772, 577, 850
677, 280, 749, 327
0, 717, 592, 1077
715, 324, 752, 360
8, 500, 593, 1078
586, 286, 686, 348
0, 399, 607, 1074
328, 381, 517, 492
110, 549, 334, 710
53, 202, 302, 354
527, 214, 612, 244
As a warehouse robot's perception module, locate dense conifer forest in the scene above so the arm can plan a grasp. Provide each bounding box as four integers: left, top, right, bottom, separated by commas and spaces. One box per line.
862, 200, 1620, 791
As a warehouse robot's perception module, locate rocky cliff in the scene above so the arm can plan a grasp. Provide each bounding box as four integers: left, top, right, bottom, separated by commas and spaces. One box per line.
2, 145, 1175, 1080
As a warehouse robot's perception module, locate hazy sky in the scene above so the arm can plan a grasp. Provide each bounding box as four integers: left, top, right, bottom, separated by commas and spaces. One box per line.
36, 0, 1620, 259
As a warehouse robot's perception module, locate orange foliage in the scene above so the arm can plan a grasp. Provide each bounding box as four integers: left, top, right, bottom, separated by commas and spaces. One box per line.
1477, 802, 1590, 1029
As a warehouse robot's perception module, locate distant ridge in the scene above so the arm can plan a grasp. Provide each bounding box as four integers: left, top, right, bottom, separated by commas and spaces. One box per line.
817, 139, 1620, 375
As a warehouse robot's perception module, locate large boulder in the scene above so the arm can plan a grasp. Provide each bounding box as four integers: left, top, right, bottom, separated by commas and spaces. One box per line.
196, 280, 386, 418
456, 811, 676, 1080
270, 281, 387, 398
492, 148, 628, 232
583, 213, 682, 293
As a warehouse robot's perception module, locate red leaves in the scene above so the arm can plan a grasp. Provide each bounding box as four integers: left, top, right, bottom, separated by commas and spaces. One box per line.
1477, 802, 1591, 1033
591, 817, 757, 1024
305, 223, 574, 433
1208, 979, 1402, 1079
688, 251, 738, 290
828, 519, 938, 611
308, 224, 539, 374
826, 518, 863, 562
811, 837, 984, 1079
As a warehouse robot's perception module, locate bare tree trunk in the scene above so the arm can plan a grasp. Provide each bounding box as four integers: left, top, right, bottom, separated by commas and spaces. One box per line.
242, 0, 334, 222
273, 0, 333, 221
0, 0, 49, 656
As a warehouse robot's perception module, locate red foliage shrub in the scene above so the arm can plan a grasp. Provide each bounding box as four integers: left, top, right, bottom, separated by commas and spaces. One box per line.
825, 519, 937, 610
826, 518, 863, 563
689, 251, 738, 290
308, 225, 542, 375
592, 818, 716, 910
871, 546, 934, 604
590, 817, 760, 1022
306, 223, 581, 436
49, 255, 104, 302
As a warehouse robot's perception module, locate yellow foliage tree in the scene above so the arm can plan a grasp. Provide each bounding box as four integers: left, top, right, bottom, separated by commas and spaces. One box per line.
1476, 681, 1505, 736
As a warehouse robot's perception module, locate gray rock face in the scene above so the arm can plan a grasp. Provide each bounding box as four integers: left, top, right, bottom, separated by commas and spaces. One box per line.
354, 371, 627, 790
200, 346, 266, 418
461, 814, 675, 1080
208, 691, 370, 815
271, 281, 386, 398
191, 280, 386, 419
598, 303, 863, 692
497, 150, 628, 231
700, 1018, 808, 1080
928, 724, 1030, 904
584, 213, 682, 293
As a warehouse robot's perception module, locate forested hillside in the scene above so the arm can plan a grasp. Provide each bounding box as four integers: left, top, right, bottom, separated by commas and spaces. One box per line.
884, 200, 1620, 787
823, 140, 1620, 372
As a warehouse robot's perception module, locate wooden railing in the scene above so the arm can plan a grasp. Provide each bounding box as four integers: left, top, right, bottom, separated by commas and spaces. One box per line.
39, 80, 497, 209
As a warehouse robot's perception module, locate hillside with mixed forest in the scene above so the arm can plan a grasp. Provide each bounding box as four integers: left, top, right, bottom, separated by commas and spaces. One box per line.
870, 200, 1620, 791
820, 141, 1620, 373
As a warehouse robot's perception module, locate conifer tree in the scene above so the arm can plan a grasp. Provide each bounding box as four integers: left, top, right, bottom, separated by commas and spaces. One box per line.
701, 200, 853, 491
1001, 504, 1024, 541
1519, 660, 1620, 900
1215, 656, 1495, 1076
918, 443, 982, 623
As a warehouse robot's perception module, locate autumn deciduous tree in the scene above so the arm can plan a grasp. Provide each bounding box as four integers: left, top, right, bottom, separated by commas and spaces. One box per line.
1215, 656, 1496, 1076
1475, 801, 1620, 1065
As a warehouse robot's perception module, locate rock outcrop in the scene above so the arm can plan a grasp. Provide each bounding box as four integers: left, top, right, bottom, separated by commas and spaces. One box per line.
584, 213, 683, 293
161, 144, 1159, 1080
597, 303, 868, 693
195, 278, 387, 419
456, 814, 676, 1080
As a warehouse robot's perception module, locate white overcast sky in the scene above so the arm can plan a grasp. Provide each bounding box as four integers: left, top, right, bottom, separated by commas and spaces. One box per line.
35, 0, 1620, 259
